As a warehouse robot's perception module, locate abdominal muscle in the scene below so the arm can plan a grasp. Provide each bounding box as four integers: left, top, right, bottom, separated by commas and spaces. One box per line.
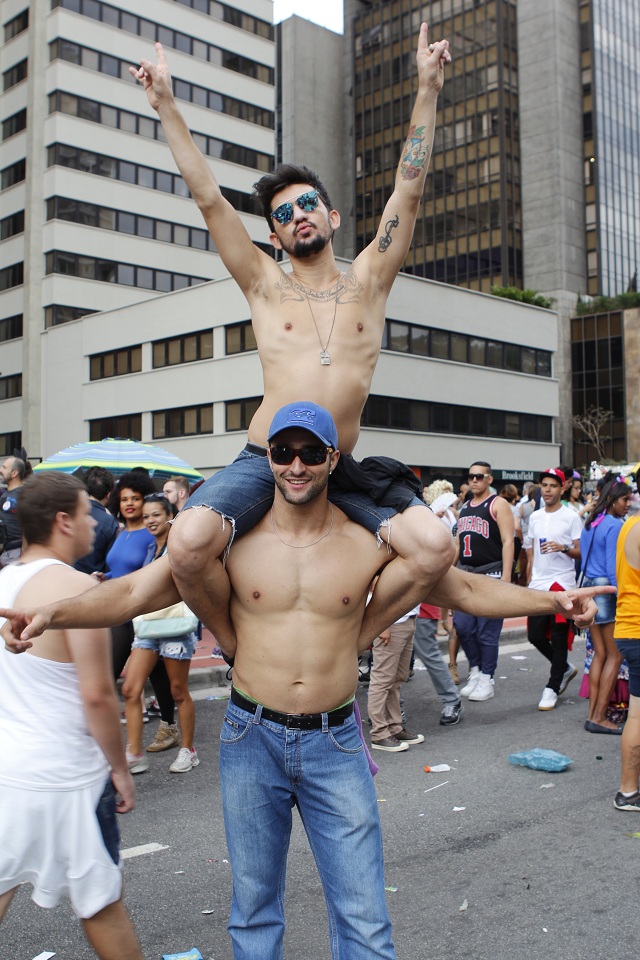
231, 610, 362, 714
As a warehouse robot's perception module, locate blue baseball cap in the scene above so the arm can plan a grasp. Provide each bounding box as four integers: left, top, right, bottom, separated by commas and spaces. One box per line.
267, 401, 338, 449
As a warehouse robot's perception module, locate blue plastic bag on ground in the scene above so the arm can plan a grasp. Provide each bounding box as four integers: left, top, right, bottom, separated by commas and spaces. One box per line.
508, 748, 572, 772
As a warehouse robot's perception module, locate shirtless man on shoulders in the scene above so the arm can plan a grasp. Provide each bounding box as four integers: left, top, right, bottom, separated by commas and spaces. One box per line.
128, 25, 454, 655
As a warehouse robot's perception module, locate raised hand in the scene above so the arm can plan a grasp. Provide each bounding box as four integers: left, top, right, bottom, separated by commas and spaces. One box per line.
128, 42, 173, 113
416, 21, 451, 95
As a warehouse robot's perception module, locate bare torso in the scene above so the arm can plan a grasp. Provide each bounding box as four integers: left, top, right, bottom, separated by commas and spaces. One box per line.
247, 268, 385, 453
225, 506, 393, 713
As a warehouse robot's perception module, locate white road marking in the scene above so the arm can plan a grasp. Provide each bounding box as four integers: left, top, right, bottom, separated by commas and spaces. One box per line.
120, 842, 169, 860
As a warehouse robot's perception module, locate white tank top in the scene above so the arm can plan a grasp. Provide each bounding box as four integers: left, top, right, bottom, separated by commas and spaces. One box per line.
0, 559, 108, 790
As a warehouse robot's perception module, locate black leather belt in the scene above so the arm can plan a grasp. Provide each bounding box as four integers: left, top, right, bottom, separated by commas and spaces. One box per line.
230, 687, 354, 729
244, 442, 268, 457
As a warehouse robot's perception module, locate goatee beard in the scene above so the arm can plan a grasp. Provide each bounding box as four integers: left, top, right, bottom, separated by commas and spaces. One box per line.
291, 230, 333, 259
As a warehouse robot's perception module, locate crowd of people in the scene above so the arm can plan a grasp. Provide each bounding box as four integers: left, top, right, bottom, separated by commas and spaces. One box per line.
0, 22, 638, 960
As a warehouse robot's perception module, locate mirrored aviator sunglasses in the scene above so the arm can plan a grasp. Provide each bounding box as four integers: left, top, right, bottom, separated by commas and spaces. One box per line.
270, 190, 320, 225
269, 444, 331, 466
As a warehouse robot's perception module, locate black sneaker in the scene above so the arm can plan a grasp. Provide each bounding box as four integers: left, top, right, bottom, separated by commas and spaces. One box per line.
440, 702, 463, 726
614, 790, 640, 811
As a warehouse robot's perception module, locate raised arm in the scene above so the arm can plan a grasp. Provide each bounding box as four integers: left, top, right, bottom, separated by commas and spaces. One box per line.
1, 554, 179, 649
129, 43, 270, 294
357, 23, 450, 292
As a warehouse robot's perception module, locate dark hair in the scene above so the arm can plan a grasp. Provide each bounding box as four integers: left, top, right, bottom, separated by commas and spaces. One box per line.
253, 164, 333, 230
469, 461, 491, 472
584, 480, 630, 530
84, 466, 115, 501
559, 465, 573, 482
5, 456, 26, 482
143, 492, 177, 519
107, 470, 156, 519
18, 473, 85, 545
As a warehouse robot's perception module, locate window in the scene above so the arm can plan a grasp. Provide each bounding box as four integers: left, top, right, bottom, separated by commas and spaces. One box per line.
2, 109, 27, 140
0, 432, 21, 457
0, 314, 23, 341
4, 10, 28, 41
380, 320, 552, 376
153, 405, 213, 438
0, 263, 24, 291
45, 250, 207, 292
46, 142, 269, 224
3, 58, 28, 91
0, 374, 22, 401
0, 210, 24, 240
44, 305, 95, 328
89, 346, 142, 380
226, 397, 261, 431
89, 414, 142, 441
49, 37, 274, 127
153, 330, 213, 367
1, 159, 26, 190
361, 395, 553, 442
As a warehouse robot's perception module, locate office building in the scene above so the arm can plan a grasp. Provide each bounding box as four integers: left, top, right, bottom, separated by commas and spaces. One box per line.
0, 0, 275, 456
39, 262, 560, 482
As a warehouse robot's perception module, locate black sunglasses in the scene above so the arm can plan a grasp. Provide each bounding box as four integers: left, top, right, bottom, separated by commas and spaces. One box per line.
270, 190, 319, 226
468, 473, 489, 481
269, 444, 332, 466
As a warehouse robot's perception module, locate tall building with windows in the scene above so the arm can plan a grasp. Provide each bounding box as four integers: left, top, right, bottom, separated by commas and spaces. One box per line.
0, 0, 274, 457
346, 0, 640, 459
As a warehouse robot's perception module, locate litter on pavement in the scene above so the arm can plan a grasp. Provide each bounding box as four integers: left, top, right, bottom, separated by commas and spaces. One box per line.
508, 748, 572, 772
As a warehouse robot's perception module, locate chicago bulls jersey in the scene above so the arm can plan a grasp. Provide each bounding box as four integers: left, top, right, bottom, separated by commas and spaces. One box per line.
457, 494, 503, 574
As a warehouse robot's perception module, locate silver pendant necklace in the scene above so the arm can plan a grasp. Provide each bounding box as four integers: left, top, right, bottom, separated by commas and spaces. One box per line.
270, 506, 334, 548
305, 293, 338, 365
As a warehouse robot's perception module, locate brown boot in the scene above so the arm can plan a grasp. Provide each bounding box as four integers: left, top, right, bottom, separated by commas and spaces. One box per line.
146, 721, 179, 752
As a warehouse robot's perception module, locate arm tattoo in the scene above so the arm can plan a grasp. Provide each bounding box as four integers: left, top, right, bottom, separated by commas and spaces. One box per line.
400, 124, 430, 181
378, 214, 399, 253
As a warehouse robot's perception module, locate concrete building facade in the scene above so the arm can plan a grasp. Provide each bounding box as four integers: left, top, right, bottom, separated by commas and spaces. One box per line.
38, 262, 560, 484
0, 0, 275, 456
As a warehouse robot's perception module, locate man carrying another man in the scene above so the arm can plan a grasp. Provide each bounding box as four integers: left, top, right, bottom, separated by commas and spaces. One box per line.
0, 403, 612, 960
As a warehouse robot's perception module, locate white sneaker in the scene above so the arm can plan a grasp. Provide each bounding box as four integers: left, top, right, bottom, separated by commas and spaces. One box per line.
126, 750, 149, 775
468, 674, 494, 701
460, 667, 481, 697
538, 687, 558, 711
169, 747, 200, 773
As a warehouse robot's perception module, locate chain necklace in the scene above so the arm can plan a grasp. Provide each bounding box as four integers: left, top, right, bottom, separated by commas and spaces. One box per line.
270, 505, 334, 548
305, 293, 338, 365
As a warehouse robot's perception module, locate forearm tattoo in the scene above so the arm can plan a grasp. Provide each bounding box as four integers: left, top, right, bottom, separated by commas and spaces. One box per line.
400, 124, 430, 181
378, 214, 399, 253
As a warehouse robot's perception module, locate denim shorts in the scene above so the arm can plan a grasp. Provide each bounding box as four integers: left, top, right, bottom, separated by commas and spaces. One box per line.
185, 445, 426, 543
131, 632, 196, 660
582, 576, 617, 624
615, 640, 640, 697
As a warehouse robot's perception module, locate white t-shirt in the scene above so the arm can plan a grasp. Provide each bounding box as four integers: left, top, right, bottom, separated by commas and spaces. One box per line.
524, 505, 582, 591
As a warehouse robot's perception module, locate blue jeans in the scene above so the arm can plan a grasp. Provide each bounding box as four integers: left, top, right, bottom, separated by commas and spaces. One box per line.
219, 700, 396, 960
186, 446, 424, 544
453, 611, 503, 677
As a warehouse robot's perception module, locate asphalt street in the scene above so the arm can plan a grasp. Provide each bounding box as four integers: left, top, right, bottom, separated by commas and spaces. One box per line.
4, 636, 638, 960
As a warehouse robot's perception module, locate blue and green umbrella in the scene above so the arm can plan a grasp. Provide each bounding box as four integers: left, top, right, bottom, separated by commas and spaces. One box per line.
33, 438, 203, 483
